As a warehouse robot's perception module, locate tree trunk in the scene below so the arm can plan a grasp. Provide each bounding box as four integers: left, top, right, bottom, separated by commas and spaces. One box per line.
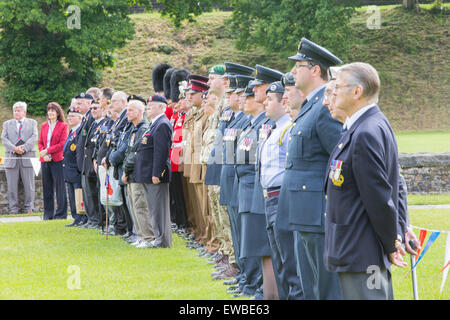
403, 0, 419, 10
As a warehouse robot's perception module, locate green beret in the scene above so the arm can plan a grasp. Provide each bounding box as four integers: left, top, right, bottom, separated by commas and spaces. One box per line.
209, 65, 225, 75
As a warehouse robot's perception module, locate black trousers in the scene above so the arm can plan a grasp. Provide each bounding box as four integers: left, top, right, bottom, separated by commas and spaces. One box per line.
81, 174, 101, 226
169, 172, 188, 228
42, 161, 67, 220
120, 184, 134, 233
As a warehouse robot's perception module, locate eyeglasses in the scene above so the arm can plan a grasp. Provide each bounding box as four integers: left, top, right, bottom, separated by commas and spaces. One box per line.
334, 84, 354, 92
294, 63, 311, 70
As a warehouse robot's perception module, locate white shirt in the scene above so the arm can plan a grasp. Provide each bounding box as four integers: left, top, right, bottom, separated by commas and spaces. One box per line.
343, 103, 376, 131
260, 113, 292, 188
150, 113, 165, 126
46, 120, 58, 148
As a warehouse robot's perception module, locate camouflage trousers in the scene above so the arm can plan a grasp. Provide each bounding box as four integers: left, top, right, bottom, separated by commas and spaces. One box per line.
208, 185, 235, 263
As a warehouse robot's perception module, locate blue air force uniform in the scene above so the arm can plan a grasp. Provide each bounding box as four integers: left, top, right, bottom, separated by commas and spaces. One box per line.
277, 38, 343, 300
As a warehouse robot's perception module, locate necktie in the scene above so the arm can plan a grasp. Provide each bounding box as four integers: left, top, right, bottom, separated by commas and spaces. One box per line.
266, 124, 276, 139
18, 120, 23, 140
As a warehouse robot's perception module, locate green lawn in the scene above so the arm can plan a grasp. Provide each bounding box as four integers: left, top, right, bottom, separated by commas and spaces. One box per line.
392, 209, 449, 300
0, 208, 448, 300
396, 131, 450, 154
0, 221, 238, 300
408, 193, 450, 205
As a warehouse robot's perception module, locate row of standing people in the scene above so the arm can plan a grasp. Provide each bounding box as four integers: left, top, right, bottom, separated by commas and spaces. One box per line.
164, 37, 420, 300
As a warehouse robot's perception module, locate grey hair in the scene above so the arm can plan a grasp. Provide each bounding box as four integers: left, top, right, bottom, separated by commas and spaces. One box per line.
13, 101, 27, 112
128, 100, 145, 113
337, 62, 380, 103
112, 91, 128, 102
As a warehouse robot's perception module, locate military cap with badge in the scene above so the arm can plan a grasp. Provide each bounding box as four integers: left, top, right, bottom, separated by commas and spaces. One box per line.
289, 37, 343, 68
223, 62, 255, 77
75, 92, 94, 100
235, 75, 255, 94
253, 65, 284, 86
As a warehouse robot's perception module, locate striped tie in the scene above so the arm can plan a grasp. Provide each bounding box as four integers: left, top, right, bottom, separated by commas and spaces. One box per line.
17, 120, 23, 140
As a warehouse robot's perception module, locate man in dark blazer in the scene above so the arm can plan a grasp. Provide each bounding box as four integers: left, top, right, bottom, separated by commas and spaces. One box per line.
73, 92, 95, 227
102, 91, 133, 237
81, 99, 108, 229
324, 62, 407, 300
277, 38, 343, 299
134, 95, 173, 248
63, 106, 87, 227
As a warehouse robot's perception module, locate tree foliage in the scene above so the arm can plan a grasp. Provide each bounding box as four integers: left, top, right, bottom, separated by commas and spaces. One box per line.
0, 0, 135, 115
228, 0, 357, 62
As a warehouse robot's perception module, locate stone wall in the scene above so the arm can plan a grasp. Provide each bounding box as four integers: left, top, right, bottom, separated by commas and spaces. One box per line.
399, 152, 450, 194
0, 152, 448, 214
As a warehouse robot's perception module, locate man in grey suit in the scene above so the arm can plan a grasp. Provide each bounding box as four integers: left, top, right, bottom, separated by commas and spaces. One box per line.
1, 101, 38, 214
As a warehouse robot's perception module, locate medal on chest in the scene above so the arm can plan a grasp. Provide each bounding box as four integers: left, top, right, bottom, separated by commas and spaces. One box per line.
329, 160, 344, 187
259, 124, 273, 141
70, 144, 76, 152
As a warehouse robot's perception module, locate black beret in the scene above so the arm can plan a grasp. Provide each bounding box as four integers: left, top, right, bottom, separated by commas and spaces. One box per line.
266, 81, 285, 94
163, 67, 176, 100
67, 106, 82, 115
148, 94, 168, 104
152, 63, 172, 93
253, 65, 284, 86
223, 62, 255, 77
75, 93, 94, 100
127, 95, 147, 105
281, 72, 295, 87
288, 37, 342, 69
170, 68, 191, 103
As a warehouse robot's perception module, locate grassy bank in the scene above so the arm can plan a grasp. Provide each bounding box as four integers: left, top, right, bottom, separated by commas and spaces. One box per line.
1, 6, 449, 131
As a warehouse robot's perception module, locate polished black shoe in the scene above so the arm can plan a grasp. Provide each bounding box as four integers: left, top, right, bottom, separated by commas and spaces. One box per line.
223, 278, 238, 286
227, 288, 241, 295
65, 221, 79, 227
233, 292, 252, 298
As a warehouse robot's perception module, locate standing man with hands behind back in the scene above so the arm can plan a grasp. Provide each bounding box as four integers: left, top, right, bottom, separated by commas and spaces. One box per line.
324, 62, 407, 300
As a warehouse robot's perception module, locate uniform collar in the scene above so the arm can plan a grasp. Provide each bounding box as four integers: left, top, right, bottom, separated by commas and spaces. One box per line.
306, 84, 326, 103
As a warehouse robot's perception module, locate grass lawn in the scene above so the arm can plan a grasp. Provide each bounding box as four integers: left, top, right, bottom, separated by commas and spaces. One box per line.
408, 193, 450, 205
0, 221, 241, 300
392, 208, 450, 300
0, 209, 448, 300
395, 131, 450, 154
